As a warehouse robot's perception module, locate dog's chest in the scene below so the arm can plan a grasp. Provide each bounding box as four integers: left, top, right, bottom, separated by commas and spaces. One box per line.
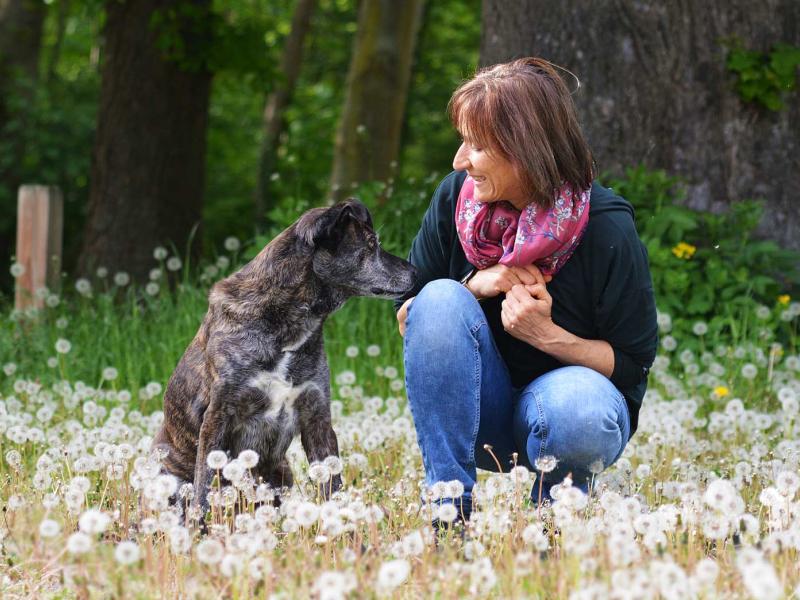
240, 329, 320, 433
248, 368, 312, 423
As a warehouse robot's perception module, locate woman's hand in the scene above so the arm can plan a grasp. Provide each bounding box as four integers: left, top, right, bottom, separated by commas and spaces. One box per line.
465, 263, 552, 299
397, 296, 414, 337
501, 283, 557, 347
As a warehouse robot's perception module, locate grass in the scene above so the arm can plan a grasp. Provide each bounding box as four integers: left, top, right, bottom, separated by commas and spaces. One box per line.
0, 226, 799, 598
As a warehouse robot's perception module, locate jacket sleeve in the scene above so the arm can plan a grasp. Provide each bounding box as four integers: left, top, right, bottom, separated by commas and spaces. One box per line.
394, 174, 459, 311
593, 223, 659, 390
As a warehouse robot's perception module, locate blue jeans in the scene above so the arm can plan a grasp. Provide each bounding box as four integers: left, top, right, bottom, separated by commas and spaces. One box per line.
403, 279, 630, 513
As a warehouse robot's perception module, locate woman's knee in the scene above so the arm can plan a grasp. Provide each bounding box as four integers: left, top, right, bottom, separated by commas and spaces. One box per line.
406, 279, 481, 337
518, 367, 628, 470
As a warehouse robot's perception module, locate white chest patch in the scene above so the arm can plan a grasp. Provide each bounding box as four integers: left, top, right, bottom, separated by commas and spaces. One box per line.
247, 326, 321, 421
249, 369, 316, 420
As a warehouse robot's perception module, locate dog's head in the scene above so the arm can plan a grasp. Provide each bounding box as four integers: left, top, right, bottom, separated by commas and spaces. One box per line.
295, 199, 416, 299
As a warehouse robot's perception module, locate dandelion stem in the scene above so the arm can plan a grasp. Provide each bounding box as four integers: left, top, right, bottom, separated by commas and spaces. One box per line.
483, 444, 504, 473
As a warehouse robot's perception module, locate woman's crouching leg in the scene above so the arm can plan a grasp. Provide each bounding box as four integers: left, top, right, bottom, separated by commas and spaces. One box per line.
403, 279, 508, 519
513, 366, 630, 500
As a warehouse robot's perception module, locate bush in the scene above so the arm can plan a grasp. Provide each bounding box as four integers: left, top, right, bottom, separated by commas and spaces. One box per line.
606, 166, 799, 350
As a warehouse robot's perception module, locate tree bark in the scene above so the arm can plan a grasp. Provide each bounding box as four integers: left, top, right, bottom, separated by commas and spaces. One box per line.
0, 0, 44, 92
0, 0, 46, 291
0, 0, 46, 185
481, 0, 800, 250
78, 0, 212, 280
254, 0, 316, 229
329, 0, 425, 203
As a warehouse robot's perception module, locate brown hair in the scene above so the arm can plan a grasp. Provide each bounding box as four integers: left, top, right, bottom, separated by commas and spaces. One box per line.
448, 57, 595, 209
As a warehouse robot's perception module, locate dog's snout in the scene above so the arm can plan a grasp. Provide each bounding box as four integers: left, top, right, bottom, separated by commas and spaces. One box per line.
400, 262, 417, 293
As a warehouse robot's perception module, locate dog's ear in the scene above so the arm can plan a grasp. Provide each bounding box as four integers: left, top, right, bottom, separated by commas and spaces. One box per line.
340, 198, 373, 230
298, 200, 373, 252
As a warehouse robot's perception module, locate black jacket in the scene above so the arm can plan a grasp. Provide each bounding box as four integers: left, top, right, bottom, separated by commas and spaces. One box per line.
396, 170, 658, 433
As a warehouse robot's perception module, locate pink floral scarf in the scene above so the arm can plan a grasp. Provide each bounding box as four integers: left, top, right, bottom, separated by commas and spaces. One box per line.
455, 176, 591, 276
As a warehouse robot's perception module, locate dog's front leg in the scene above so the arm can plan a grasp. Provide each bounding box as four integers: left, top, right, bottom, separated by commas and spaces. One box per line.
299, 394, 342, 499
191, 395, 230, 521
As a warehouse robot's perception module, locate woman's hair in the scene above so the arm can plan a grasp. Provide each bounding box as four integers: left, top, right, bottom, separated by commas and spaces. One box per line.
448, 57, 595, 209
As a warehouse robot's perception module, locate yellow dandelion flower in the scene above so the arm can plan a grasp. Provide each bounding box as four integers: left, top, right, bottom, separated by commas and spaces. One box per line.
671, 242, 697, 260
714, 386, 730, 397
777, 294, 790, 306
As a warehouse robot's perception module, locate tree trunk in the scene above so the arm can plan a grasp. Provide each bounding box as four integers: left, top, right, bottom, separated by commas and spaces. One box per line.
0, 0, 44, 102
254, 0, 316, 229
329, 0, 425, 203
79, 0, 212, 280
0, 0, 46, 292
481, 0, 800, 250
0, 0, 43, 180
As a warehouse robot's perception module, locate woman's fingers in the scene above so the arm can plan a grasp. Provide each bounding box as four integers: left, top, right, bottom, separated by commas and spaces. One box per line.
497, 265, 523, 291
524, 283, 549, 300
397, 296, 414, 337
515, 264, 552, 285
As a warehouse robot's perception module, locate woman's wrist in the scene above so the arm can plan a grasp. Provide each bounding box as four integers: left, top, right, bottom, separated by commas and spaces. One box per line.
460, 269, 482, 299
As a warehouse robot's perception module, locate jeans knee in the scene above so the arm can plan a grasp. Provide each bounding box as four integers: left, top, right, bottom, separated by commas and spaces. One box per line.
528, 367, 628, 471
407, 279, 478, 336
414, 279, 472, 311
548, 404, 624, 471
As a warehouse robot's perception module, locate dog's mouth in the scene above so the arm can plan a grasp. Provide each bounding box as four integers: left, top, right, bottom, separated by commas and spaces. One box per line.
369, 284, 413, 296
369, 286, 397, 296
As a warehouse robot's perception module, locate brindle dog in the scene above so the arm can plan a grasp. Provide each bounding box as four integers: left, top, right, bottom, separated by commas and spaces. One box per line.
152, 200, 416, 517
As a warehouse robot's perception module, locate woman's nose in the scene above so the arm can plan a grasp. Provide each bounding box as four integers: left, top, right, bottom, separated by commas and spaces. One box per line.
452, 143, 470, 171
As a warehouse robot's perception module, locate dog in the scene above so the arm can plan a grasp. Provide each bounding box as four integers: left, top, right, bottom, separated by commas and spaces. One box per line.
151, 199, 416, 517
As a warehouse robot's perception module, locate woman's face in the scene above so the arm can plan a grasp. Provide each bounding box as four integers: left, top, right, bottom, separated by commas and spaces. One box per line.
452, 133, 529, 210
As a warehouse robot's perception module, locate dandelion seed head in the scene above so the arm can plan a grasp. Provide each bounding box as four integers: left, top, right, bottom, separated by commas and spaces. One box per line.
308, 461, 331, 484
535, 455, 558, 473
114, 541, 140, 565
66, 531, 93, 554
38, 519, 60, 538
377, 559, 410, 591
55, 338, 72, 354
224, 237, 241, 252
196, 538, 224, 565
237, 449, 259, 469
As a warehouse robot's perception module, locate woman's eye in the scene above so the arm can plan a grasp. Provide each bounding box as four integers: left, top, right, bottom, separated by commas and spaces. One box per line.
463, 140, 481, 152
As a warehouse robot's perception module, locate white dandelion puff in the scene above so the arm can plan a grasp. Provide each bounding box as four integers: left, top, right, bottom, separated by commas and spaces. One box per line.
377, 559, 411, 592
237, 449, 259, 469
78, 508, 111, 534
38, 519, 61, 538
196, 539, 224, 565
206, 450, 228, 470
55, 338, 72, 354
114, 541, 141, 565
66, 532, 93, 555
535, 455, 558, 473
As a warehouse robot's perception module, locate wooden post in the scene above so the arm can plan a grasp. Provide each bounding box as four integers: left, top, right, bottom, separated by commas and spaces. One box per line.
14, 185, 63, 311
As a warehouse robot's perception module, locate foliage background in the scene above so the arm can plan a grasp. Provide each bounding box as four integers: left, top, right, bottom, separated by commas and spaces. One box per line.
0, 0, 797, 334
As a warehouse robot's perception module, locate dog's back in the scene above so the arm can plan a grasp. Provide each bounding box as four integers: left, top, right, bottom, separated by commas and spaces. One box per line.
153, 319, 214, 483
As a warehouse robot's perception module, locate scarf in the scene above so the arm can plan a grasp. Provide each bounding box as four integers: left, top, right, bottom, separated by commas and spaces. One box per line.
455, 175, 591, 276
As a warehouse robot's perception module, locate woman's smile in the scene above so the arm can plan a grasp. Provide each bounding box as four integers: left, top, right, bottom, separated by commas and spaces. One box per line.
453, 140, 529, 209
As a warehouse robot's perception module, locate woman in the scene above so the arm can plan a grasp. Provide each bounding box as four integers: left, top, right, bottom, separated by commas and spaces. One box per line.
395, 58, 658, 521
